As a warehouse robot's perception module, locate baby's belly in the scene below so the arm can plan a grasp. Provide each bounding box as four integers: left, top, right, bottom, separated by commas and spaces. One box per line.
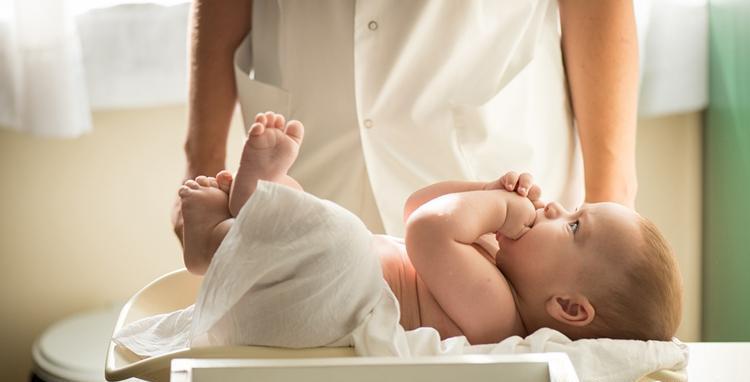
374, 235, 464, 339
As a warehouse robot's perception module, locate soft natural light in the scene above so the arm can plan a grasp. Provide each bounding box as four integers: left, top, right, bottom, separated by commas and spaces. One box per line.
69, 0, 189, 15
0, 0, 189, 19
0, 2, 10, 20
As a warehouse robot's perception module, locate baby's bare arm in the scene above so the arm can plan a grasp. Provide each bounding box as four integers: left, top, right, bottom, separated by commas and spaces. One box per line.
403, 181, 489, 223
405, 190, 530, 344
403, 173, 544, 223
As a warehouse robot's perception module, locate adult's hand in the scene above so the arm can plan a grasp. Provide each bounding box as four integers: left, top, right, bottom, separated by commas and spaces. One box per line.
171, 161, 227, 245
171, 194, 185, 245
173, 0, 253, 245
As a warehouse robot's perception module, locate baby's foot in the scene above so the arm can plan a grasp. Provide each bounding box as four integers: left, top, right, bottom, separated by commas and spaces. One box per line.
179, 175, 233, 273
229, 111, 304, 216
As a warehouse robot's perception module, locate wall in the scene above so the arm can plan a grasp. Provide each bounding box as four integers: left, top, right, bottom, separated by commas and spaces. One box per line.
0, 108, 701, 381
635, 112, 703, 344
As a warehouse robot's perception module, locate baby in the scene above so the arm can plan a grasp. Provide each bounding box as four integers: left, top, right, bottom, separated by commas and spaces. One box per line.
178, 111, 683, 345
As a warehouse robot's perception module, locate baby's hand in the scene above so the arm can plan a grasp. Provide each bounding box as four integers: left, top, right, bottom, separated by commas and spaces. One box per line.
497, 193, 536, 240
484, 171, 545, 209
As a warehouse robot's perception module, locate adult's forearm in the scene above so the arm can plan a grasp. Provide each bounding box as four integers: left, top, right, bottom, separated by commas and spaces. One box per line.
559, 0, 639, 207
185, 0, 253, 177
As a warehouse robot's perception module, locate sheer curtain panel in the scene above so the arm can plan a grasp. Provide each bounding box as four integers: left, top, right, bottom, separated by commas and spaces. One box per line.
0, 0, 92, 138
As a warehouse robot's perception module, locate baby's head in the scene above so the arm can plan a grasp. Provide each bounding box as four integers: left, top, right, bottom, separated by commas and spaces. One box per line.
496, 202, 683, 341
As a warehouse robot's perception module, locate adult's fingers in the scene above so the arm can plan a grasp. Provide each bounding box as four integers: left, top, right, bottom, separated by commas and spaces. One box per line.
170, 197, 185, 246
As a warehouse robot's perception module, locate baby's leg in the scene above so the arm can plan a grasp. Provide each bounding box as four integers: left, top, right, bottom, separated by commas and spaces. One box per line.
179, 174, 234, 275
180, 111, 305, 274
229, 111, 305, 216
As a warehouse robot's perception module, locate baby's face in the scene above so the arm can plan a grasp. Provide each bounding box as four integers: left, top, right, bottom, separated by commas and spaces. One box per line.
496, 201, 642, 297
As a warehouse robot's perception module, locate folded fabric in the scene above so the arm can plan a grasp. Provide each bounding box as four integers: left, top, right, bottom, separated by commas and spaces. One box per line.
112, 305, 194, 357
113, 181, 688, 382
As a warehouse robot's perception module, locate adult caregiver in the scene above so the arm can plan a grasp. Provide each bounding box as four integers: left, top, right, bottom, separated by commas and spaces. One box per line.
172, 0, 639, 242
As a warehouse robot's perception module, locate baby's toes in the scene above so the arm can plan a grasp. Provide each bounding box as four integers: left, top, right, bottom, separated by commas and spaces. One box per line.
184, 179, 200, 190
285, 120, 304, 144
216, 171, 233, 194
264, 111, 276, 128
195, 176, 211, 187
249, 122, 265, 136
178, 185, 192, 198
274, 113, 286, 130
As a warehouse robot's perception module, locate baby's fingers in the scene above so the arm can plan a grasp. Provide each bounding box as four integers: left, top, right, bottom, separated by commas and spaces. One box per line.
500, 171, 520, 192
515, 173, 535, 196
527, 184, 542, 202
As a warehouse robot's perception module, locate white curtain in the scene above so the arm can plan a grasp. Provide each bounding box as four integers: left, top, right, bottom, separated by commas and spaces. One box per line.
0, 0, 706, 138
637, 0, 708, 117
0, 0, 91, 138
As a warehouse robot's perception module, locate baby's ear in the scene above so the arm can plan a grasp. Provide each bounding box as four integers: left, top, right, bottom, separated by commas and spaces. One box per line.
545, 295, 595, 327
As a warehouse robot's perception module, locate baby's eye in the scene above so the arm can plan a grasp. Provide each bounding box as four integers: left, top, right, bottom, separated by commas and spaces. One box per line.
568, 220, 580, 234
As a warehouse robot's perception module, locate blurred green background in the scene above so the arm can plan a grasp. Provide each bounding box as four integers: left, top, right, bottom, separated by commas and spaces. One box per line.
703, 0, 750, 341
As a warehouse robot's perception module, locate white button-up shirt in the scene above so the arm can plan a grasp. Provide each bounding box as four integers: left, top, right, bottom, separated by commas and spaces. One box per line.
235, 0, 583, 236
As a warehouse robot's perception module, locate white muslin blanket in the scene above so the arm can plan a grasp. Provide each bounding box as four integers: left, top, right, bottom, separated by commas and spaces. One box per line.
114, 181, 688, 382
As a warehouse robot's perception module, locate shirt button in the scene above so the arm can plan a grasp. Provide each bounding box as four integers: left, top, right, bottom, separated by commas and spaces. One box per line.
368, 21, 378, 31
364, 119, 374, 128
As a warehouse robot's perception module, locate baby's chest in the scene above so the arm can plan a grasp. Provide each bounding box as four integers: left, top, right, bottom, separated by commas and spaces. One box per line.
373, 235, 411, 298
374, 235, 515, 341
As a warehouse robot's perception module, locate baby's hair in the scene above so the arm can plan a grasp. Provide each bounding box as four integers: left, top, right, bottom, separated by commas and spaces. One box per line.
586, 216, 683, 341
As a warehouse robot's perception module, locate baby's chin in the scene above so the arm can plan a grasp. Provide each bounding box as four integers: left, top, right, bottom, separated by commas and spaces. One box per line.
496, 232, 525, 255
495, 237, 531, 274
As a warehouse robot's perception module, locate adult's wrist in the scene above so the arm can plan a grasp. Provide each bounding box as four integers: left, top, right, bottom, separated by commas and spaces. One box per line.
184, 144, 226, 178
185, 163, 226, 180
185, 151, 225, 174
584, 179, 638, 208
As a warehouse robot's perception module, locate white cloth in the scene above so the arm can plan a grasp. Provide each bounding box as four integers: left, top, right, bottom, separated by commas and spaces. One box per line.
189, 181, 386, 348
115, 180, 393, 352
114, 181, 687, 381
490, 329, 688, 382
112, 305, 194, 357
235, 0, 583, 236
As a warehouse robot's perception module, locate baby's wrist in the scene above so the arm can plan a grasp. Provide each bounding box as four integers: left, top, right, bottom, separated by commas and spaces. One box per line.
481, 180, 497, 191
